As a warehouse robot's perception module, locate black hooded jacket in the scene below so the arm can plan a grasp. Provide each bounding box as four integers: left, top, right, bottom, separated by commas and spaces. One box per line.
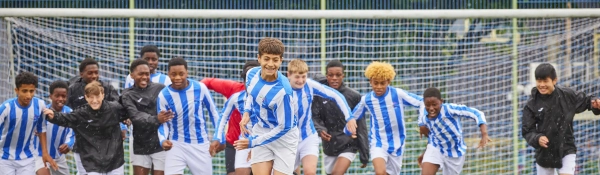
48, 101, 128, 173
121, 82, 165, 155
522, 85, 600, 168
311, 75, 369, 165
66, 78, 120, 109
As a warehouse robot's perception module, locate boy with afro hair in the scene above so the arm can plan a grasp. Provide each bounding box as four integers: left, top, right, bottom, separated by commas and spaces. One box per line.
345, 61, 424, 175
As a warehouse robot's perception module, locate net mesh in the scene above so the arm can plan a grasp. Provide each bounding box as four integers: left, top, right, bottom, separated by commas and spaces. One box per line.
1, 16, 600, 174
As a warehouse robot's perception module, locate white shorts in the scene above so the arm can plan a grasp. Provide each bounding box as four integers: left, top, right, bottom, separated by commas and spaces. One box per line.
164, 141, 212, 175
131, 151, 166, 170
370, 147, 403, 175
74, 153, 124, 175
35, 155, 70, 175
323, 152, 356, 174
536, 154, 576, 175
0, 158, 35, 175
422, 144, 465, 175
250, 126, 299, 174
294, 133, 321, 169
235, 148, 252, 169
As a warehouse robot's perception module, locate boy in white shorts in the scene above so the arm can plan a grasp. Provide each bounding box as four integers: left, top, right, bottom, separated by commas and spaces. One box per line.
345, 61, 423, 175
521, 63, 600, 175
285, 59, 352, 175
35, 80, 74, 175
416, 87, 490, 175
156, 57, 220, 175
234, 37, 298, 175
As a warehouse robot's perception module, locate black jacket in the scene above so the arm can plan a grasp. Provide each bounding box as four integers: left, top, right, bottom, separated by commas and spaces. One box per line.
311, 75, 369, 165
522, 86, 600, 168
66, 78, 120, 109
121, 82, 165, 155
48, 101, 128, 173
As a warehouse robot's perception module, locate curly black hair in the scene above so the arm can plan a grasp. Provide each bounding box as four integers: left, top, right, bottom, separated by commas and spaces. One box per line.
49, 80, 69, 94
79, 57, 99, 73
140, 45, 160, 57
15, 72, 38, 88
168, 57, 187, 70
130, 59, 149, 73
423, 87, 442, 100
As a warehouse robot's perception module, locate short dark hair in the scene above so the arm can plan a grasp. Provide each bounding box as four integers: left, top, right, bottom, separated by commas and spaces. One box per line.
423, 87, 442, 100
49, 80, 68, 94
168, 57, 187, 70
140, 45, 160, 57
15, 72, 38, 88
130, 59, 149, 73
534, 63, 557, 80
79, 57, 98, 73
326, 60, 344, 73
241, 60, 260, 82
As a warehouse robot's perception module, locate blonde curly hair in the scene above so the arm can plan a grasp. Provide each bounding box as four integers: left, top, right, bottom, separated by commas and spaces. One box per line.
364, 61, 396, 81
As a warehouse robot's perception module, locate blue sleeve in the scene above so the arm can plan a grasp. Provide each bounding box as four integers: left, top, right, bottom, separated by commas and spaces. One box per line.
213, 94, 237, 144
446, 104, 487, 126
248, 94, 294, 148
307, 79, 353, 121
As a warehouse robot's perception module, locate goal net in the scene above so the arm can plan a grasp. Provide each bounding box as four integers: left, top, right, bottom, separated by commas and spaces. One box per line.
1, 9, 600, 175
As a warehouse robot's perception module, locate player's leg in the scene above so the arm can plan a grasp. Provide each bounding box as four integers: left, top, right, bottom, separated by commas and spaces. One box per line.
183, 142, 212, 175
558, 154, 576, 175
131, 153, 151, 175
225, 143, 237, 175
535, 163, 558, 175
53, 155, 71, 175
35, 156, 51, 175
163, 142, 188, 175
73, 153, 88, 175
250, 145, 275, 175
234, 148, 252, 175
421, 144, 443, 175
14, 158, 36, 175
271, 128, 299, 175
150, 151, 166, 175
370, 147, 389, 175
323, 155, 337, 175
330, 152, 356, 175
298, 134, 320, 175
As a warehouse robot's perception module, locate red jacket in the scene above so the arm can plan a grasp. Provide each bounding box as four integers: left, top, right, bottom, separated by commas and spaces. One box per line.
201, 78, 245, 145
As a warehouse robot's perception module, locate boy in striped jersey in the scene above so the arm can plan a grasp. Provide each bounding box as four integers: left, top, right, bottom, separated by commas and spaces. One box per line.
35, 80, 74, 175
157, 57, 220, 175
417, 87, 490, 175
234, 37, 298, 175
0, 72, 56, 175
208, 60, 260, 175
124, 45, 172, 88
345, 61, 423, 175
286, 59, 352, 175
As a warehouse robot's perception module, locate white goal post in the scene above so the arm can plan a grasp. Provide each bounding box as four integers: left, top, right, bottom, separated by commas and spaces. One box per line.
1, 8, 600, 175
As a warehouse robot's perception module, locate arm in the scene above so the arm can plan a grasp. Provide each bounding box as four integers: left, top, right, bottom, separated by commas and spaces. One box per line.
356, 115, 370, 165
311, 97, 327, 134
156, 94, 170, 145
122, 94, 160, 127
418, 105, 427, 127
398, 88, 424, 108
445, 104, 486, 126
521, 105, 543, 149
344, 96, 367, 136
201, 84, 220, 130
64, 128, 75, 149
201, 78, 244, 98
308, 79, 352, 120
213, 94, 237, 144
572, 90, 600, 115
47, 109, 83, 128
247, 94, 295, 148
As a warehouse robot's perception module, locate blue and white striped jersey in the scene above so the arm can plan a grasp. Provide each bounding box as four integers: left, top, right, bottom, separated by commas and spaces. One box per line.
243, 67, 296, 148
418, 103, 486, 157
124, 72, 172, 89
157, 79, 219, 145
0, 97, 47, 160
213, 90, 247, 144
350, 86, 423, 156
34, 105, 74, 159
294, 79, 351, 141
